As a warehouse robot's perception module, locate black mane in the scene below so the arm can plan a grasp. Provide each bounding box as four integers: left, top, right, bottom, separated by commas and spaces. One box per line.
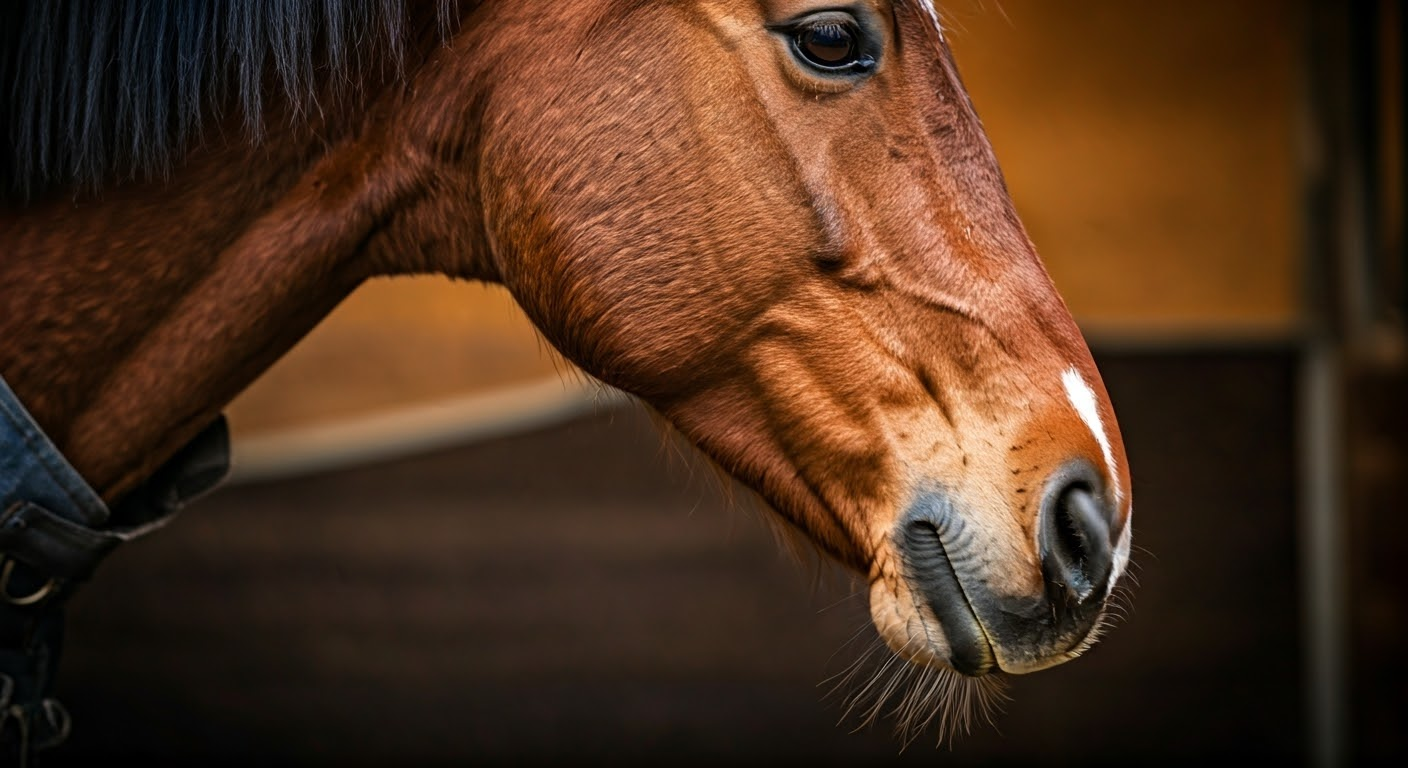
1, 1, 450, 200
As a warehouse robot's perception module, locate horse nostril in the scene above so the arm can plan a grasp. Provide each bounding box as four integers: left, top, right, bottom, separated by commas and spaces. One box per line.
1039, 470, 1115, 608
897, 496, 996, 676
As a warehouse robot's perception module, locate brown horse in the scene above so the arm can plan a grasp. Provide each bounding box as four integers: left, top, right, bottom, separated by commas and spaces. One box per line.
0, 0, 1132, 753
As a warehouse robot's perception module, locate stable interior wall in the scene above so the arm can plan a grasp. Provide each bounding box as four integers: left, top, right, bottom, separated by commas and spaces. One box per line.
66, 3, 1331, 764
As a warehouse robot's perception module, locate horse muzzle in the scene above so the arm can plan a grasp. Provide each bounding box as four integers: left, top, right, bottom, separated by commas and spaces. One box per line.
886, 461, 1122, 676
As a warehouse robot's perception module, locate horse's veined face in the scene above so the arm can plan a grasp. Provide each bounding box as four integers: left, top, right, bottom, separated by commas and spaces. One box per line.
477, 0, 1131, 687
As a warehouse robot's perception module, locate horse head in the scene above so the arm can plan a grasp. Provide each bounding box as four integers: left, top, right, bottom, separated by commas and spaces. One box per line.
447, 0, 1133, 713
0, 0, 1134, 745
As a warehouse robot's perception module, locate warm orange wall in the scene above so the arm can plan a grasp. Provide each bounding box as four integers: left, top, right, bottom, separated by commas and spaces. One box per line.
227, 279, 566, 435
946, 0, 1301, 335
228, 1, 1304, 435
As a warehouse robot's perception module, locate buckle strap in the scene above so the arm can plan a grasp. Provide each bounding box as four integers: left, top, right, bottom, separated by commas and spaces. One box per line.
0, 502, 124, 588
0, 415, 231, 602
1, 676, 71, 766
0, 601, 68, 764
0, 413, 230, 765
0, 375, 231, 763
109, 415, 231, 533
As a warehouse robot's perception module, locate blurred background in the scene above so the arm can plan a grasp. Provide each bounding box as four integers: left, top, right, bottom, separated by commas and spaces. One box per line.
50, 0, 1403, 765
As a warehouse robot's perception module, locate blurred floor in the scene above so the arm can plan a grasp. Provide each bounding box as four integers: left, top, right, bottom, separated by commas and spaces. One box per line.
50, 349, 1306, 766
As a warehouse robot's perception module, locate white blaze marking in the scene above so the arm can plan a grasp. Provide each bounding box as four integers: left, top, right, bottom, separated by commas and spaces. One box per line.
1062, 367, 1131, 591
1062, 367, 1122, 506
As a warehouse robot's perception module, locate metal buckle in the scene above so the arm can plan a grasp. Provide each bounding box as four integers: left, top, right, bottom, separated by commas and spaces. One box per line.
0, 558, 56, 607
0, 674, 73, 763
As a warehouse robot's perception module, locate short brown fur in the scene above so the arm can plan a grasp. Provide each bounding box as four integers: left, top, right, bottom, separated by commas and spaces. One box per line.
0, 0, 1132, 725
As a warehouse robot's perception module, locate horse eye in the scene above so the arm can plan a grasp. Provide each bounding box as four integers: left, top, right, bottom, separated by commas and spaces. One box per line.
797, 23, 855, 66
788, 16, 875, 74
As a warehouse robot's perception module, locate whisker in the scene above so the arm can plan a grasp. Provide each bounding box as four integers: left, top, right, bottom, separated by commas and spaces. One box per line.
826, 627, 1010, 750
823, 620, 883, 672
819, 633, 883, 695
841, 641, 913, 728
1130, 543, 1158, 562
816, 586, 867, 616
869, 655, 919, 725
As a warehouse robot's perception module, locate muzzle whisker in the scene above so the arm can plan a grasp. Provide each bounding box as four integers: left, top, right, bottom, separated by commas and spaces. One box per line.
824, 623, 884, 676
893, 665, 946, 749
820, 633, 884, 700
975, 674, 1011, 730
878, 658, 925, 727
816, 584, 868, 615
831, 639, 891, 724
840, 636, 920, 730
913, 667, 956, 734
867, 651, 923, 727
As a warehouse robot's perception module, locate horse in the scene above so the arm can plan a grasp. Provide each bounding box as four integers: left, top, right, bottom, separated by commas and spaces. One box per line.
0, 0, 1133, 759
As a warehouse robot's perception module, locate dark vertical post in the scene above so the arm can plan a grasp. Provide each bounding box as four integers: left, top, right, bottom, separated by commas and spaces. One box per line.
1399, 0, 1407, 323
1300, 0, 1406, 765
1297, 1, 1355, 766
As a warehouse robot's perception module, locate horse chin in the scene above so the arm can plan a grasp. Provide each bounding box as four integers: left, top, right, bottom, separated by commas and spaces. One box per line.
866, 576, 996, 678
855, 469, 1128, 681
866, 531, 1121, 680
867, 576, 1106, 678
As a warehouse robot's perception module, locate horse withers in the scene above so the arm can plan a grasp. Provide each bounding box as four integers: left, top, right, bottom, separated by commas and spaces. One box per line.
0, 0, 1132, 752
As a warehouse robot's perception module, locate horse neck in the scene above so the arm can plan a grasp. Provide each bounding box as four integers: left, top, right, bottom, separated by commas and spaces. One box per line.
0, 13, 498, 502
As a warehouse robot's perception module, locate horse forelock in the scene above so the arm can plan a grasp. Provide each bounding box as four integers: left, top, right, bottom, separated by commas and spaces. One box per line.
0, 0, 453, 201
